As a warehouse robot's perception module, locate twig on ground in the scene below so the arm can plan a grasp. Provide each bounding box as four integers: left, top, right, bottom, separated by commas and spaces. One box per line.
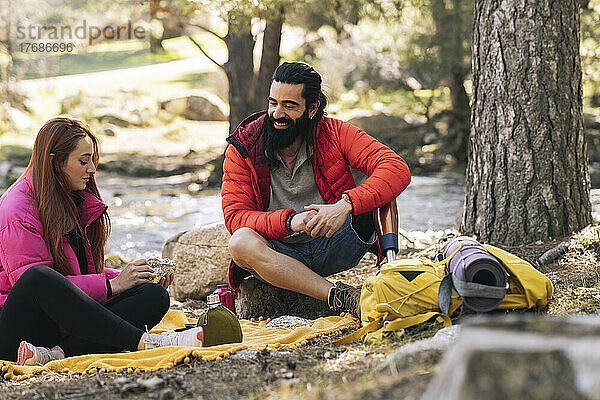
537, 241, 570, 266
59, 388, 110, 399
398, 229, 415, 246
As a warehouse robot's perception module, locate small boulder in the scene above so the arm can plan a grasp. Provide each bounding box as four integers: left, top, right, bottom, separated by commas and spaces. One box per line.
348, 113, 421, 148
162, 223, 231, 301
586, 130, 600, 163
160, 92, 228, 121
0, 103, 33, 132
584, 113, 600, 130
60, 91, 158, 127
97, 112, 139, 127
60, 94, 83, 115
102, 123, 117, 137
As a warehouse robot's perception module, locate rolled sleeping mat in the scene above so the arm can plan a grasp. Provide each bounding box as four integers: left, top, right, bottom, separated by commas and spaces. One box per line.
441, 236, 508, 312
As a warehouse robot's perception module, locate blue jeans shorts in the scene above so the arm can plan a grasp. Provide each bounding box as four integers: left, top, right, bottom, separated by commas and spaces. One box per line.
242, 215, 376, 281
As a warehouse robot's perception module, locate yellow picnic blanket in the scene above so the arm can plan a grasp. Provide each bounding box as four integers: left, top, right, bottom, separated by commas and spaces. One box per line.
0, 310, 359, 381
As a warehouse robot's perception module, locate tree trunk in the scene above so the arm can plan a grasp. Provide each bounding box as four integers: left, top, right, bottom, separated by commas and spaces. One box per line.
446, 66, 471, 164
223, 14, 255, 134
236, 278, 330, 319
252, 10, 283, 112
431, 0, 471, 164
462, 0, 591, 245
150, 36, 165, 54
206, 11, 283, 186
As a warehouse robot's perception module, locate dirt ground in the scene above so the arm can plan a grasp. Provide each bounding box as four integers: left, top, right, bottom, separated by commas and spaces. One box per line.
1, 225, 599, 400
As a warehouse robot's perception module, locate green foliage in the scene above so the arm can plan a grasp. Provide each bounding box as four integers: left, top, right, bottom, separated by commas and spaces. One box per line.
285, 0, 364, 33
13, 45, 181, 79
287, 1, 469, 118
581, 0, 600, 108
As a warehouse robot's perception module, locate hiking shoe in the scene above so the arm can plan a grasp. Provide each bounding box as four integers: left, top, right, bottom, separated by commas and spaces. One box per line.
143, 327, 204, 349
17, 341, 64, 366
328, 282, 361, 319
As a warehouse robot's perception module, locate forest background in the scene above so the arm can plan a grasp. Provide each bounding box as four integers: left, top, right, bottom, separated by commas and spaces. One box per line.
0, 2, 598, 163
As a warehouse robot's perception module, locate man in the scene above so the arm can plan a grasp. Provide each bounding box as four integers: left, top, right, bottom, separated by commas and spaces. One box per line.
222, 62, 411, 318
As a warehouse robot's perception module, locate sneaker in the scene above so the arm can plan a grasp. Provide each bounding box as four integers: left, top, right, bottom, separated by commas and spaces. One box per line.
143, 327, 204, 349
17, 341, 64, 366
328, 282, 361, 319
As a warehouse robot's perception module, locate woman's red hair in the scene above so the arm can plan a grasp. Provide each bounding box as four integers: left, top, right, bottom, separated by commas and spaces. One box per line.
25, 117, 110, 276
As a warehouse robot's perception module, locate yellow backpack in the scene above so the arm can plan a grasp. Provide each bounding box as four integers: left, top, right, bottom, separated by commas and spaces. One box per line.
332, 244, 553, 344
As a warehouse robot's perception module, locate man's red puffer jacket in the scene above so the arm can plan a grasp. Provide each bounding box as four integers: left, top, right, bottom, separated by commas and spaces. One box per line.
222, 112, 411, 289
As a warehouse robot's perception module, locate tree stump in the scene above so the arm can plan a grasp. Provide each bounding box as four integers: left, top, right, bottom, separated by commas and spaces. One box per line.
236, 278, 331, 319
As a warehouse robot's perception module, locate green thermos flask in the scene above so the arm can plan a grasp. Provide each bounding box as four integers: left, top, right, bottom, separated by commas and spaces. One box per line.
197, 293, 243, 347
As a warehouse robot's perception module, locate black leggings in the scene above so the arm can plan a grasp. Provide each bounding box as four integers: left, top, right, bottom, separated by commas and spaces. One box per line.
0, 265, 170, 361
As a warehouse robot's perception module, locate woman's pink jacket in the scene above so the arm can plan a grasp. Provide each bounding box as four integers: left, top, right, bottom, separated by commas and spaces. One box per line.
0, 172, 120, 306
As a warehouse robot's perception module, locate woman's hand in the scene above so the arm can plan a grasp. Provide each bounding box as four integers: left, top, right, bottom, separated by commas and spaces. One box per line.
157, 271, 174, 289
109, 259, 155, 295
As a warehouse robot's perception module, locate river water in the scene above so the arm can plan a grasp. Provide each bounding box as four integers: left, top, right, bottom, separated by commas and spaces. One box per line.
100, 172, 465, 261
101, 171, 600, 261
102, 172, 600, 261
2, 170, 597, 261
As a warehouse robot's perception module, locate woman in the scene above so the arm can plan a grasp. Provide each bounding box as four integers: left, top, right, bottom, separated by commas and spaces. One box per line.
0, 117, 203, 365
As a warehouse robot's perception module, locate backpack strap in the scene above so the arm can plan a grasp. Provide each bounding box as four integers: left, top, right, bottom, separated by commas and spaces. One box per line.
428, 246, 463, 268
329, 311, 452, 345
438, 272, 508, 314
438, 273, 454, 315
329, 302, 453, 345
328, 318, 384, 345
433, 247, 464, 315
382, 311, 451, 333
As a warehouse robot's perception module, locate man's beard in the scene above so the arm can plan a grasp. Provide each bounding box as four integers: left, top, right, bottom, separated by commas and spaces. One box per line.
264, 111, 311, 163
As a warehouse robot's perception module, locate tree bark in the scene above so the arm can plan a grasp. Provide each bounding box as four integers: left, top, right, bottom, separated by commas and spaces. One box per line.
446, 64, 471, 164
252, 10, 283, 112
223, 10, 283, 134
204, 11, 283, 186
223, 14, 255, 134
462, 0, 591, 245
236, 278, 330, 319
431, 0, 472, 164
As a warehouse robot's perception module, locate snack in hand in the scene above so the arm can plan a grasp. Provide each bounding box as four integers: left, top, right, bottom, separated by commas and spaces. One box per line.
147, 257, 176, 283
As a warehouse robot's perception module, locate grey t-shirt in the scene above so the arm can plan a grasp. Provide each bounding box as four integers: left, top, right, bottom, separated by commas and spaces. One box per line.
267, 141, 326, 243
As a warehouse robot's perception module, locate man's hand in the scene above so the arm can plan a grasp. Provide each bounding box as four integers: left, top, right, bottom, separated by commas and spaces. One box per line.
290, 210, 317, 233
304, 200, 353, 238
